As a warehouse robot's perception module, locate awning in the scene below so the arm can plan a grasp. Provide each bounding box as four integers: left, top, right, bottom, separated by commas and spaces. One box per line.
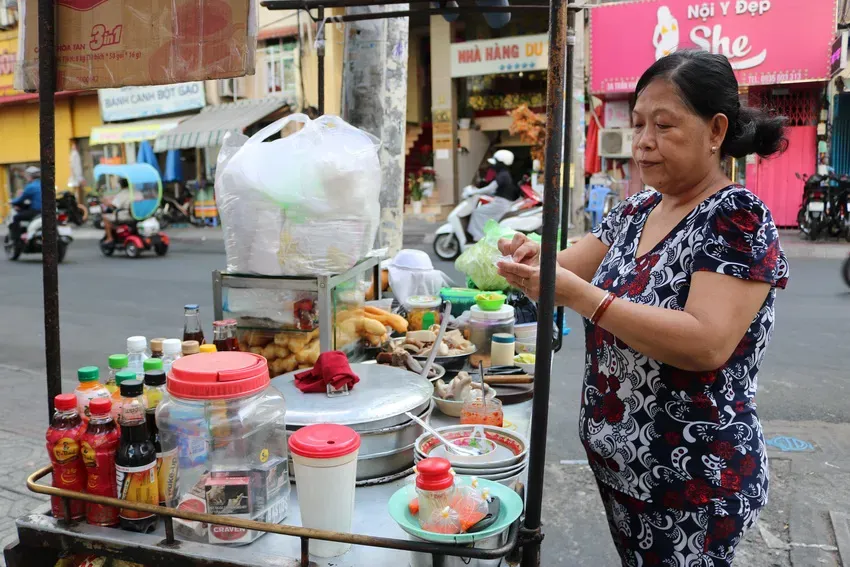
90, 117, 187, 146
153, 96, 291, 152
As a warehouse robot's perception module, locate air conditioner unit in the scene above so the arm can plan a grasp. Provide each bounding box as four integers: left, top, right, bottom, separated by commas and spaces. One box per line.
599, 128, 634, 159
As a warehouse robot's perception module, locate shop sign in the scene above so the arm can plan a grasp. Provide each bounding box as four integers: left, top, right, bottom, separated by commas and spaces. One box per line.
0, 35, 19, 98
98, 82, 207, 122
450, 34, 548, 78
831, 31, 848, 78
589, 0, 838, 94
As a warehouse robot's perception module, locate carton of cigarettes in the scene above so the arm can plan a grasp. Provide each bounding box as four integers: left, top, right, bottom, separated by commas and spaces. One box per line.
205, 476, 255, 545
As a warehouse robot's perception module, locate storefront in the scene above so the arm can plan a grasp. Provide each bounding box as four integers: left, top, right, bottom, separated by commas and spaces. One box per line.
588, 0, 837, 227
829, 30, 850, 176
0, 27, 103, 219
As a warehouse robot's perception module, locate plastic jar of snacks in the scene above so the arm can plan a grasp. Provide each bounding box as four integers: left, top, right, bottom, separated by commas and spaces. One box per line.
406, 295, 442, 331
468, 304, 515, 355
156, 352, 290, 545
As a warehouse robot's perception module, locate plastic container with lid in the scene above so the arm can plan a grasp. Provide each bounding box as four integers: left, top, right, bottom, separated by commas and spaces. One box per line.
468, 304, 515, 356
415, 457, 460, 534
161, 339, 182, 374
150, 338, 166, 359
406, 295, 442, 331
127, 336, 149, 379
156, 352, 290, 544
106, 354, 129, 395
74, 366, 110, 422
439, 287, 479, 317
490, 333, 515, 367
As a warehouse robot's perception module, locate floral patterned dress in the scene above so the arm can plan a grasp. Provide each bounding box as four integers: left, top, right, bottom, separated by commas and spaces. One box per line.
583, 185, 789, 566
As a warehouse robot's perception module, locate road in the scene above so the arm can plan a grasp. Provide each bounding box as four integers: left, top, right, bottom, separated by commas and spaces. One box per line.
1, 234, 850, 565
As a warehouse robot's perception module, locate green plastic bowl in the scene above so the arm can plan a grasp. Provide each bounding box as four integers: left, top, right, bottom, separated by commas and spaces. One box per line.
475, 292, 507, 311
387, 478, 523, 544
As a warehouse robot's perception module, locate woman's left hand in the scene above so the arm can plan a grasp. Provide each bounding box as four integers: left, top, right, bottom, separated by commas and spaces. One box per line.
497, 260, 575, 302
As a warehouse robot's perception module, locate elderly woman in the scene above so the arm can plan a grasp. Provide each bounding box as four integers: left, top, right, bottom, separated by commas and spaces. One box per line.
498, 50, 789, 566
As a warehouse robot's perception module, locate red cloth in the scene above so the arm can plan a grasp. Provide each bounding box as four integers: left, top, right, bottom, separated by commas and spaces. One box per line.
294, 351, 360, 393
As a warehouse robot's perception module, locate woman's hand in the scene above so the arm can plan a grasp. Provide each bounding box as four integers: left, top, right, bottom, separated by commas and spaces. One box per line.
496, 260, 580, 303
498, 233, 540, 266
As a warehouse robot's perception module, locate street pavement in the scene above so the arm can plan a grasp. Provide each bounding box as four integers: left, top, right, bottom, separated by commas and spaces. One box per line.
1, 222, 850, 566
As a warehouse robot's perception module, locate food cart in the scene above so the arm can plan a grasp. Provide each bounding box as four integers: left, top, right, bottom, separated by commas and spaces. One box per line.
4, 0, 579, 565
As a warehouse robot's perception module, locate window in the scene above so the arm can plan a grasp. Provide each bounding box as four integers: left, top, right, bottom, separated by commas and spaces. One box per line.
262, 42, 298, 99
0, 0, 17, 29
218, 78, 239, 100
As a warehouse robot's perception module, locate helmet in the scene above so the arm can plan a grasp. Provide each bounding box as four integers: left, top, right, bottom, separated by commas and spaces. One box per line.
25, 166, 41, 176
488, 149, 515, 167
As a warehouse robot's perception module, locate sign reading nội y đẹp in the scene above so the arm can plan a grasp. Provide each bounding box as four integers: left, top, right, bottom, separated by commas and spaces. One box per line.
450, 34, 548, 78
98, 82, 207, 122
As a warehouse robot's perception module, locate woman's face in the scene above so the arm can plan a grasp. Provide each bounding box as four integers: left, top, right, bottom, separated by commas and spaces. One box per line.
632, 79, 725, 194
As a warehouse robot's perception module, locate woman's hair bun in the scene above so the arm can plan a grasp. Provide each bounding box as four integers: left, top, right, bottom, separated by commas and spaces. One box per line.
723, 106, 788, 159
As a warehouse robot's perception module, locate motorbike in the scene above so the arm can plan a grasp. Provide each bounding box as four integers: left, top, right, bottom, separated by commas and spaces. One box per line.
4, 206, 73, 263
99, 215, 170, 258
843, 254, 850, 288
432, 177, 543, 261
86, 193, 104, 229
156, 179, 209, 228
795, 171, 850, 241
57, 191, 88, 226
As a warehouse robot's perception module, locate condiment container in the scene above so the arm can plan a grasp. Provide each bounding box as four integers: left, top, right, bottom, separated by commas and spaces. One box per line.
288, 424, 361, 557
415, 457, 460, 534
406, 295, 442, 331
157, 352, 290, 544
490, 333, 515, 367
468, 305, 515, 356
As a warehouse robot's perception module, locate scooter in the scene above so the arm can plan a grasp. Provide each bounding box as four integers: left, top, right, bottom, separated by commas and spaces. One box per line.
4, 206, 73, 262
432, 178, 543, 261
99, 215, 170, 258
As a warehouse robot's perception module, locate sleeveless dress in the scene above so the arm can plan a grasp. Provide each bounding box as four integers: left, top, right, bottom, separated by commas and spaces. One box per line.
583, 185, 789, 566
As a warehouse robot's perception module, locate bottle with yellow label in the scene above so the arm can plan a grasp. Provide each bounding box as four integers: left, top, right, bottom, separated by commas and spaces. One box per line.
116, 380, 159, 533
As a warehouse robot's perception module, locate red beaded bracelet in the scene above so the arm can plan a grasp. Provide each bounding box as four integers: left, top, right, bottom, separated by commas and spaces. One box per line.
590, 292, 616, 324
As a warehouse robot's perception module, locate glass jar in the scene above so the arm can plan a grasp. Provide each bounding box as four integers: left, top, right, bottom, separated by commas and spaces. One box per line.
468, 305, 515, 356
156, 352, 290, 544
406, 295, 442, 331
460, 394, 504, 427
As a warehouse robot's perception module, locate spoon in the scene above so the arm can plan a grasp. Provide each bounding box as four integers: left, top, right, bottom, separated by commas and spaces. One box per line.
419, 300, 453, 380
404, 411, 483, 457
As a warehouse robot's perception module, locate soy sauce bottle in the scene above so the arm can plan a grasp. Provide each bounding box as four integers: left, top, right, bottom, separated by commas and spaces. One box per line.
115, 380, 159, 533
182, 304, 206, 344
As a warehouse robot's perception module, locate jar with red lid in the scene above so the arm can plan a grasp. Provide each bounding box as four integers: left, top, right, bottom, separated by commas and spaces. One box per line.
415, 457, 460, 534
156, 352, 290, 544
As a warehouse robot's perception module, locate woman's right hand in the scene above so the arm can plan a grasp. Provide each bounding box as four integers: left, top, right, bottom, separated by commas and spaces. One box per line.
498, 233, 540, 266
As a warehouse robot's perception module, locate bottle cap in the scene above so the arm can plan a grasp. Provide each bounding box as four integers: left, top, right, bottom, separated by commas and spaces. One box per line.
162, 338, 182, 355
108, 354, 129, 369
77, 366, 99, 382
127, 336, 147, 352
182, 340, 200, 355
199, 344, 217, 353
213, 320, 227, 328
119, 379, 144, 397
492, 333, 515, 344
184, 304, 200, 310
115, 370, 137, 386
415, 457, 454, 491
144, 369, 166, 387
54, 393, 77, 412
168, 352, 270, 400
150, 338, 165, 352
143, 358, 163, 372
288, 423, 361, 459
89, 398, 112, 416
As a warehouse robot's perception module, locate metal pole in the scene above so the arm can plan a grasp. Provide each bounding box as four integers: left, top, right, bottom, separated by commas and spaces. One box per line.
522, 0, 569, 563
317, 5, 325, 115
38, 0, 61, 422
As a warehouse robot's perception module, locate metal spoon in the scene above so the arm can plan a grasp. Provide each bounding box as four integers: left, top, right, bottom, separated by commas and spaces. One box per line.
419, 300, 452, 380
404, 411, 483, 457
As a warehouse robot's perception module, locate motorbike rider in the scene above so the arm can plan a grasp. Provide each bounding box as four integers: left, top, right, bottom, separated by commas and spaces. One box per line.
102, 178, 134, 243
9, 166, 43, 240
467, 149, 521, 241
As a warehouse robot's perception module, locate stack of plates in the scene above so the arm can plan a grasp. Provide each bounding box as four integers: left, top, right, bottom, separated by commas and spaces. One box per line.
413, 425, 528, 487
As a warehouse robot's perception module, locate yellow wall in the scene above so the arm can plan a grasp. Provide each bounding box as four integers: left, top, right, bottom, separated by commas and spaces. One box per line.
299, 8, 344, 115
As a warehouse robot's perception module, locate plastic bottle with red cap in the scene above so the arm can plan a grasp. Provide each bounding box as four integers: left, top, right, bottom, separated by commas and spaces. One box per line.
156, 352, 290, 542
415, 457, 461, 534
45, 393, 87, 520
81, 397, 120, 526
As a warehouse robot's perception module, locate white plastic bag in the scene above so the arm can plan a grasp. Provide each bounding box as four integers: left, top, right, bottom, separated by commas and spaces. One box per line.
215, 114, 381, 276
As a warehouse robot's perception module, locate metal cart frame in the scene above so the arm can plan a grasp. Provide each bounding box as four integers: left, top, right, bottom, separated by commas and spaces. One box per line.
15, 0, 580, 565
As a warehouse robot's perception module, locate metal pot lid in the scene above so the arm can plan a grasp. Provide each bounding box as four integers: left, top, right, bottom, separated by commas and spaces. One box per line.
272, 363, 433, 430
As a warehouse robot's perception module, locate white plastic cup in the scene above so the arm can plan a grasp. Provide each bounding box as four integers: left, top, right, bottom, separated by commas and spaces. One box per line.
288, 424, 361, 558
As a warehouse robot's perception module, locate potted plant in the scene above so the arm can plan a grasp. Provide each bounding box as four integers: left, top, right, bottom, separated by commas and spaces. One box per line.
420, 166, 436, 196
408, 172, 424, 214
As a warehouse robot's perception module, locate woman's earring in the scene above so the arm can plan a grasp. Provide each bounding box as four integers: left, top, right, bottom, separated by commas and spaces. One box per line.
711, 146, 718, 155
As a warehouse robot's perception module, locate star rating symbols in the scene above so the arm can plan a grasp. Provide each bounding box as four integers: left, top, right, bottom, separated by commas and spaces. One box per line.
499, 62, 533, 72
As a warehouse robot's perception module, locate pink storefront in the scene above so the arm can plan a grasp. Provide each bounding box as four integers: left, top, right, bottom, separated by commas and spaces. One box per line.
588, 0, 838, 227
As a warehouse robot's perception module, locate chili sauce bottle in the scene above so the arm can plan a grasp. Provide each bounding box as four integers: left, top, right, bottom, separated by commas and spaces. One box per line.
46, 394, 86, 520
81, 397, 120, 526
115, 379, 159, 533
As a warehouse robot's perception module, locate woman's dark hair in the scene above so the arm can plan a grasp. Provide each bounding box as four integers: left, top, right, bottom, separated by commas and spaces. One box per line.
635, 50, 787, 159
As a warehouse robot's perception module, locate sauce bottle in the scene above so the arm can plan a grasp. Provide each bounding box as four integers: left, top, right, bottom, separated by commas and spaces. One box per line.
112, 370, 146, 423
46, 394, 86, 520
213, 319, 240, 352
74, 366, 110, 423
106, 354, 129, 395
182, 304, 206, 344
199, 344, 217, 353
144, 370, 176, 507
143, 357, 163, 373
127, 336, 149, 379
81, 398, 120, 526
182, 340, 200, 356
161, 338, 182, 374
115, 380, 159, 533
149, 338, 166, 359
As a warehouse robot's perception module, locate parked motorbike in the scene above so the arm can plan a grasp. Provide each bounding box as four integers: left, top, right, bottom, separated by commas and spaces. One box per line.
57, 191, 88, 226
156, 180, 207, 228
4, 207, 73, 262
795, 172, 849, 241
432, 178, 543, 261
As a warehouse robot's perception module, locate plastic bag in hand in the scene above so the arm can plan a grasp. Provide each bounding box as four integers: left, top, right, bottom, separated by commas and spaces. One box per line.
215, 114, 381, 276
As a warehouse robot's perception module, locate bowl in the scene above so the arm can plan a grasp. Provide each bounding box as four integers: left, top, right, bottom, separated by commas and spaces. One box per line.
475, 292, 507, 311
513, 322, 538, 339
414, 346, 477, 373
427, 438, 499, 465
414, 425, 528, 470
515, 338, 536, 355
415, 454, 527, 477
431, 383, 497, 418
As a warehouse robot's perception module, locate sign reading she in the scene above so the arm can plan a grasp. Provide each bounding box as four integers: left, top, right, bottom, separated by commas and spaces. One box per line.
98, 82, 206, 122
590, 0, 837, 93
450, 34, 548, 78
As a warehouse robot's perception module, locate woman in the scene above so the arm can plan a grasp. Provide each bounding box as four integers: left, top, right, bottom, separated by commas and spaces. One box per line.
497, 50, 789, 565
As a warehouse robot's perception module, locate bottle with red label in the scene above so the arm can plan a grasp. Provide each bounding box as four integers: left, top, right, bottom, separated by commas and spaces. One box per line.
45, 393, 86, 520
81, 397, 120, 526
